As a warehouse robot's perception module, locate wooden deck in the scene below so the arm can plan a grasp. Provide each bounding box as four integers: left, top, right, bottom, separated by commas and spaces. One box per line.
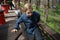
0, 10, 60, 40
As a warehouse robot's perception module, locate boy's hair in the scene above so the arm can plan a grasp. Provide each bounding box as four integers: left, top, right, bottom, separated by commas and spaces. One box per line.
23, 3, 33, 12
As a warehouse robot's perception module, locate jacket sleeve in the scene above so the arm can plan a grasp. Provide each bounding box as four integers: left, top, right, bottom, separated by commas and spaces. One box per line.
36, 13, 40, 23
14, 16, 23, 29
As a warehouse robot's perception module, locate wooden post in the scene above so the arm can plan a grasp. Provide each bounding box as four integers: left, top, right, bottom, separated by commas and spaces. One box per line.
24, 0, 28, 4
17, 0, 20, 10
4, 0, 7, 4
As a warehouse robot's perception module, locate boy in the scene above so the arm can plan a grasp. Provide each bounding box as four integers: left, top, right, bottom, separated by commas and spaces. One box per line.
11, 3, 43, 40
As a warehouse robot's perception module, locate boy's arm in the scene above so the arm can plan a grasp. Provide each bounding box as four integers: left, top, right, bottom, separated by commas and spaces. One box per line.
11, 16, 23, 32
14, 16, 23, 30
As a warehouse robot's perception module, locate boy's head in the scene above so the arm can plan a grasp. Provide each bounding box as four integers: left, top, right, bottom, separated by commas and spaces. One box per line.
24, 3, 33, 17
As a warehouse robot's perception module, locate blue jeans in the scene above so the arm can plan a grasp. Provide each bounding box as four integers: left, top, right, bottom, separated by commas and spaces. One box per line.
27, 28, 43, 40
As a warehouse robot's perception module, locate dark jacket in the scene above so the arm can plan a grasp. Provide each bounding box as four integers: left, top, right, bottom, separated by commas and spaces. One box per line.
14, 11, 40, 34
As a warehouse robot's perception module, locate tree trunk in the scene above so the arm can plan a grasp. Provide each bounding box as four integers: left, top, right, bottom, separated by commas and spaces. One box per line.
28, 0, 31, 3
44, 0, 49, 21
44, 7, 49, 21
36, 0, 41, 9
52, 0, 57, 8
48, 0, 49, 8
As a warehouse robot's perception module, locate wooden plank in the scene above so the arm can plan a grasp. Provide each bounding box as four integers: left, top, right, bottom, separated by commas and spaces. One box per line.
0, 20, 22, 40
17, 23, 28, 40
39, 21, 60, 40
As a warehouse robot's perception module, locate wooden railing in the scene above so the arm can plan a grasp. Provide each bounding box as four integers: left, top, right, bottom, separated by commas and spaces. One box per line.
38, 21, 60, 40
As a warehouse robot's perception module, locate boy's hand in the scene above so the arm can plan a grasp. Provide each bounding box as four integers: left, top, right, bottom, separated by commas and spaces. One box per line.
11, 29, 18, 33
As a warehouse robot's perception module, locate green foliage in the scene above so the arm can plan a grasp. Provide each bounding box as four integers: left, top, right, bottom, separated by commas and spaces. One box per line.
37, 4, 60, 34
32, 4, 37, 11
20, 2, 24, 8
